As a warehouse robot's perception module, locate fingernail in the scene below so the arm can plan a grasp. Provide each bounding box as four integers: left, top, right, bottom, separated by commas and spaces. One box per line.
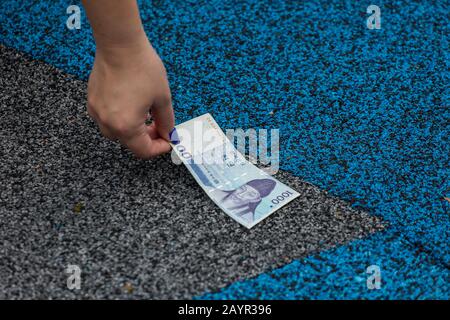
169, 127, 180, 145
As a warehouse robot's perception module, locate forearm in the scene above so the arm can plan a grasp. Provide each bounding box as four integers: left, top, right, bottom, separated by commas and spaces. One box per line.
82, 0, 147, 48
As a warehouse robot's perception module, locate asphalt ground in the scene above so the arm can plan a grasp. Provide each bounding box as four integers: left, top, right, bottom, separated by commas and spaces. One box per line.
0, 0, 448, 299
0, 45, 384, 298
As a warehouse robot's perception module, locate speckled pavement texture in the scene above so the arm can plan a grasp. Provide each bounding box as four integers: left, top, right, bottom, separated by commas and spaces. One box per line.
0, 45, 386, 299
0, 0, 449, 299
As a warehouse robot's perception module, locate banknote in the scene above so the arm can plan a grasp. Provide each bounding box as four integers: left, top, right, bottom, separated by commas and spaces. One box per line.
170, 114, 299, 229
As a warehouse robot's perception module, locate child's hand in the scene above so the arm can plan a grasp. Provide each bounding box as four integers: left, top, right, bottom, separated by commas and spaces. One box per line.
87, 38, 174, 159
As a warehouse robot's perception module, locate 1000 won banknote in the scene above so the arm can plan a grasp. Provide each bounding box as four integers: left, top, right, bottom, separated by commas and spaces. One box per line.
169, 113, 299, 229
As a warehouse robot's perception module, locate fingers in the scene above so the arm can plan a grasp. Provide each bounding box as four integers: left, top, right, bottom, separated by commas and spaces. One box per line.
98, 123, 117, 141
87, 104, 117, 141
120, 126, 171, 159
146, 123, 160, 140
151, 86, 175, 141
88, 105, 170, 159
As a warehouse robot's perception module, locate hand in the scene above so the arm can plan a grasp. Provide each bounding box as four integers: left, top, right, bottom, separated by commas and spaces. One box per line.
87, 38, 174, 159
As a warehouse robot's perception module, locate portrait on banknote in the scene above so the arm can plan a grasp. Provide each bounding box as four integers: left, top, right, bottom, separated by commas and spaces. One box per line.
211, 179, 276, 223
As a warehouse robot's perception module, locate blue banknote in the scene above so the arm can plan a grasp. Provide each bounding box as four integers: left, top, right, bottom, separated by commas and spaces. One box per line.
170, 114, 299, 229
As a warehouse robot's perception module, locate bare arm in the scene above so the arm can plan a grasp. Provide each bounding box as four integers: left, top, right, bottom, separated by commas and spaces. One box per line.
82, 0, 145, 48
82, 0, 174, 159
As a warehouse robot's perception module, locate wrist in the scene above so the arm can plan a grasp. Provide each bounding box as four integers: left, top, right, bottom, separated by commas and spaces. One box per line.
95, 32, 153, 68
94, 26, 148, 49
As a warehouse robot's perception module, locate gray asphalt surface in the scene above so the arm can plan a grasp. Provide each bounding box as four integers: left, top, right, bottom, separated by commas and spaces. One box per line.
0, 45, 385, 299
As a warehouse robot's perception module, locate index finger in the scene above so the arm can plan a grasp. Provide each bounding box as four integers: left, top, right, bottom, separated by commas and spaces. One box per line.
120, 127, 171, 159
151, 90, 175, 141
